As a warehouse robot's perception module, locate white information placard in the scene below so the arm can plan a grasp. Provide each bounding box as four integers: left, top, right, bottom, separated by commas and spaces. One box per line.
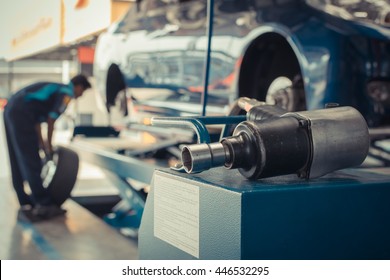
154, 174, 199, 258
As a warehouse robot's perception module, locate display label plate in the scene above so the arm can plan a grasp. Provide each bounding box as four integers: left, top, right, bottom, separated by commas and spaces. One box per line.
154, 174, 199, 258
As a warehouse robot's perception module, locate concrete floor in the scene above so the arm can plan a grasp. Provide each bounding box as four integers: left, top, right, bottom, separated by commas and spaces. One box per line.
0, 176, 139, 260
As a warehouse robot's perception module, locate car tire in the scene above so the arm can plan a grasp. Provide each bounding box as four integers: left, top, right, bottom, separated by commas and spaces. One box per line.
46, 146, 79, 206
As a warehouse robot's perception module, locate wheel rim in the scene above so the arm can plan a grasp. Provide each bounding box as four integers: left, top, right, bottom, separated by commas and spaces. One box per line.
266, 76, 293, 110
266, 76, 306, 112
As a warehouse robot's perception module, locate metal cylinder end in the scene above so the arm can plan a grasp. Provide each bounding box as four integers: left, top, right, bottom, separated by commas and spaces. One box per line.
181, 143, 227, 173
182, 146, 196, 173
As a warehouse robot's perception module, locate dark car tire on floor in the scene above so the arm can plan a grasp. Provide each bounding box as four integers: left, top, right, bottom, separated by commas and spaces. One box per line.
46, 146, 79, 206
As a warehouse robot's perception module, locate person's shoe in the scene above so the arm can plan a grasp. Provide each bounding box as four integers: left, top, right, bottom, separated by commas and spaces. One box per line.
32, 204, 67, 221
17, 205, 42, 223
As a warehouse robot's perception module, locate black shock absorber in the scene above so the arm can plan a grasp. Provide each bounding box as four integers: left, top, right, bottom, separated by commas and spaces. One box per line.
181, 106, 369, 180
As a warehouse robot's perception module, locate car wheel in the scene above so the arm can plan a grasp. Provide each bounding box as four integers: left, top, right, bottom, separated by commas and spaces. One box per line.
45, 146, 79, 206
239, 33, 307, 112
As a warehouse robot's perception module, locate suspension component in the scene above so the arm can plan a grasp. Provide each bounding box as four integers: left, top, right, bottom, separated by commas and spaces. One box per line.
181, 106, 369, 179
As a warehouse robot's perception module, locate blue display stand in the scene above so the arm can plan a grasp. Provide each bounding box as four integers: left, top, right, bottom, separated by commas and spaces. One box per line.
139, 167, 390, 259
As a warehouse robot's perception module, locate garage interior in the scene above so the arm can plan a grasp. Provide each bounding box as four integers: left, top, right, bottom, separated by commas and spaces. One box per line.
1, 0, 390, 262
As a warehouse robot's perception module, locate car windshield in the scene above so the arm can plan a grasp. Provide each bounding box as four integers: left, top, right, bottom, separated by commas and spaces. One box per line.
122, 49, 235, 92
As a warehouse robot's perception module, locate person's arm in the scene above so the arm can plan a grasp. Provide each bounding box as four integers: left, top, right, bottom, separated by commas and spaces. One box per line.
46, 117, 55, 156
35, 123, 45, 150
46, 90, 71, 156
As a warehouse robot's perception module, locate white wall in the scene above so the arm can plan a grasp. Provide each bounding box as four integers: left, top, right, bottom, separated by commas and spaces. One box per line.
0, 111, 10, 178
68, 86, 110, 127
65, 77, 127, 127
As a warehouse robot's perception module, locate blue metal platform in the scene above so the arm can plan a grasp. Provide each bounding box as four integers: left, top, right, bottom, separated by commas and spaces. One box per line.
139, 167, 390, 260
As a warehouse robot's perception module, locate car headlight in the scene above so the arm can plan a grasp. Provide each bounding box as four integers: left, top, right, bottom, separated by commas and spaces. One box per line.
306, 0, 390, 27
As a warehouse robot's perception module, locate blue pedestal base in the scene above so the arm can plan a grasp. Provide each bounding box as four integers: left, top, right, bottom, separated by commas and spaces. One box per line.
139, 168, 390, 259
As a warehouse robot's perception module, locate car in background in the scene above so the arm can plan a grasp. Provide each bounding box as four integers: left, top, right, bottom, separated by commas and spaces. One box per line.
94, 0, 390, 127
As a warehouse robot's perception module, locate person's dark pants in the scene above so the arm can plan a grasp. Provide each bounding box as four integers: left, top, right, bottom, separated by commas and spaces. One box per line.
3, 94, 52, 207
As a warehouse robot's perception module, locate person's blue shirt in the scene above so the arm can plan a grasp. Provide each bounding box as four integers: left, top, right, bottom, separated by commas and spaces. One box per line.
18, 82, 74, 123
